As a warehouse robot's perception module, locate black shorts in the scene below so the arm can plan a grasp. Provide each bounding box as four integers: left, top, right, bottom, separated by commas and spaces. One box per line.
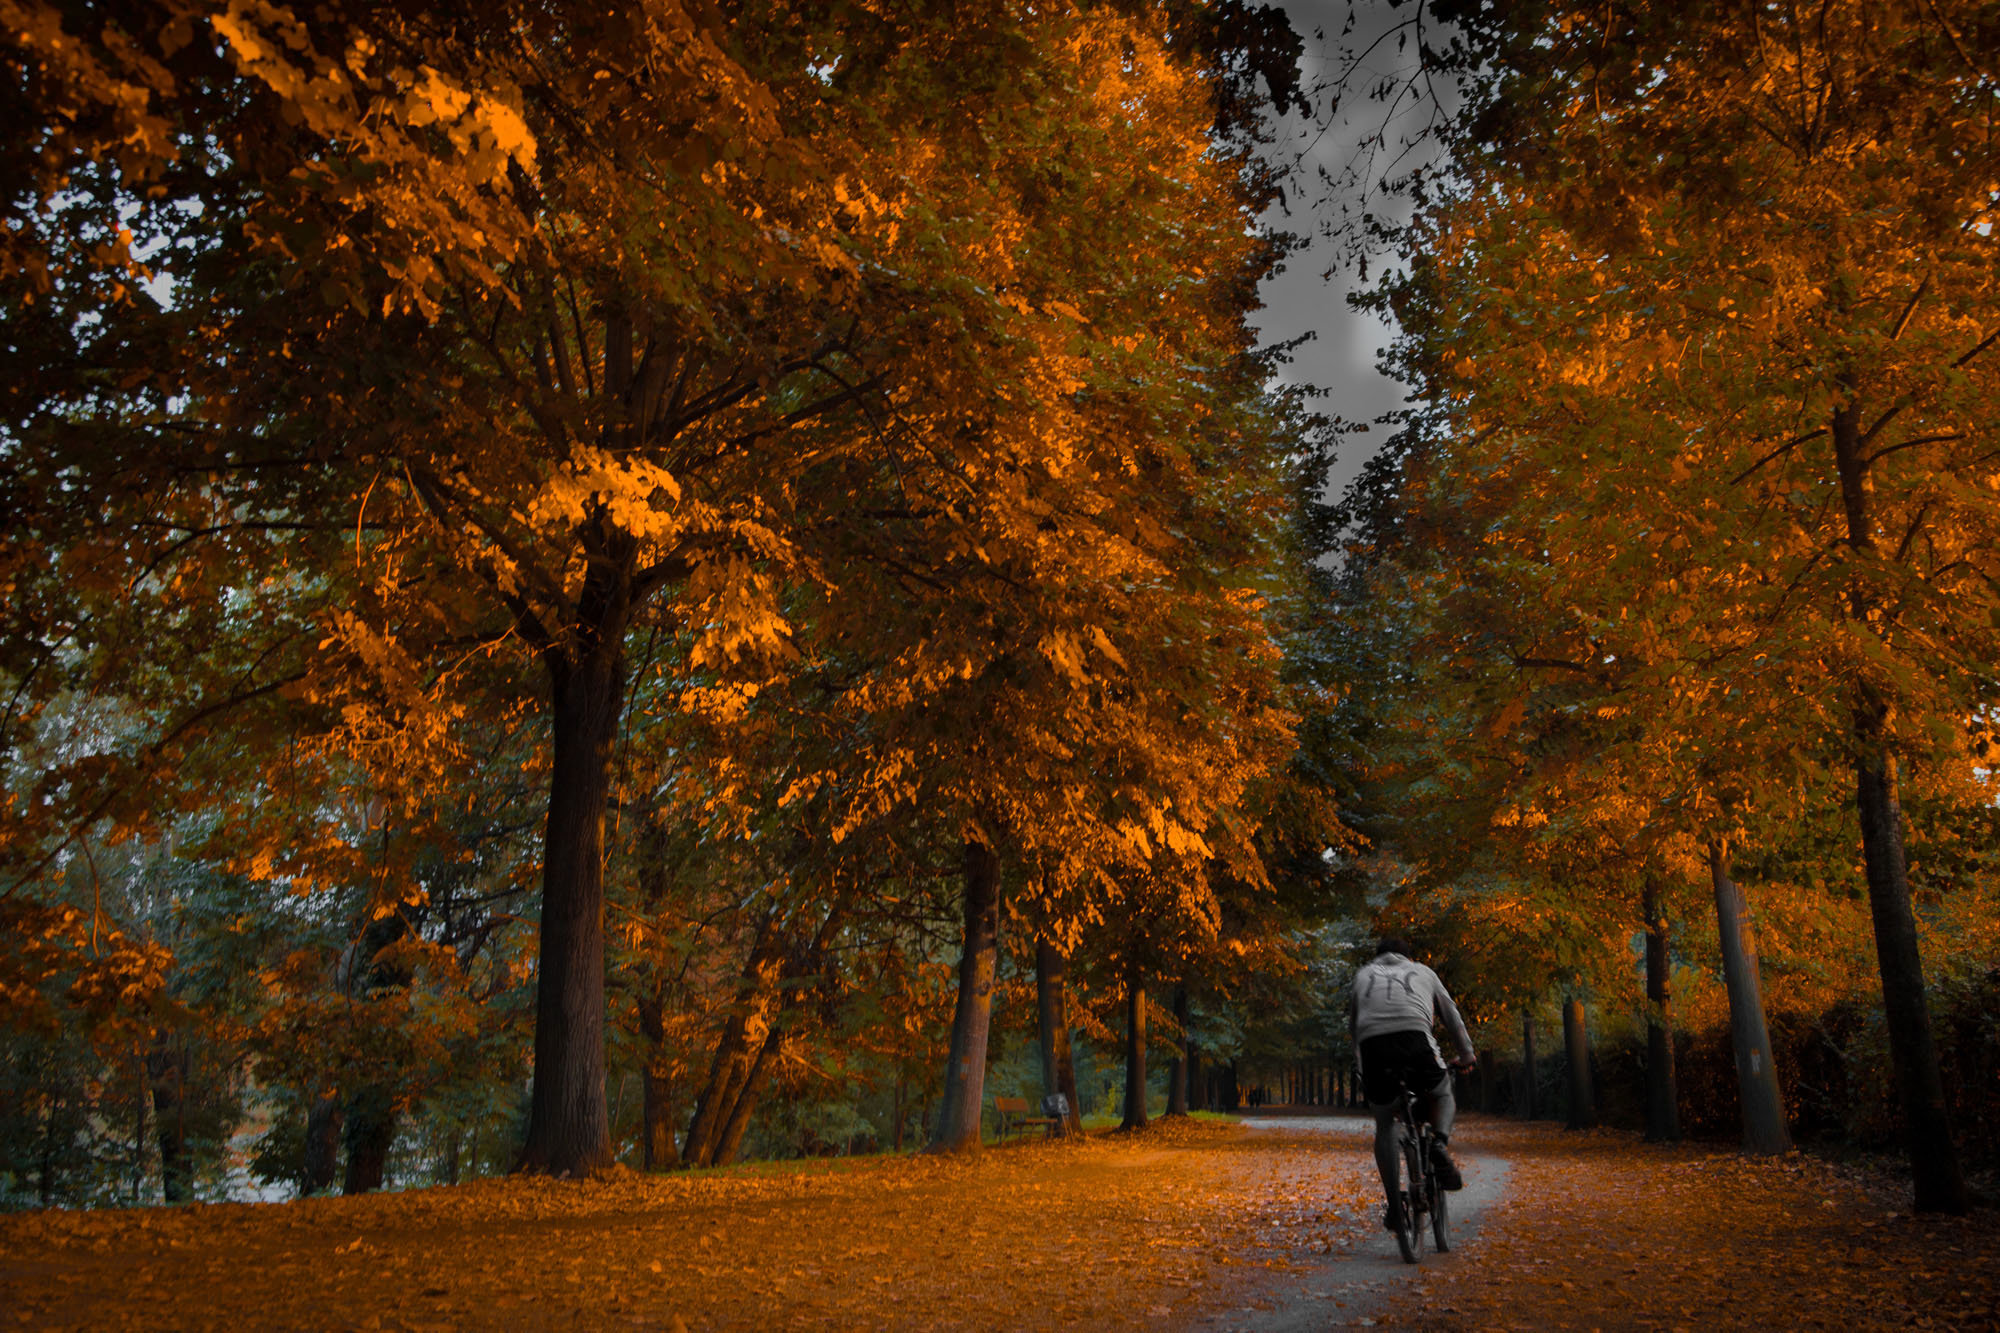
1359, 1030, 1447, 1105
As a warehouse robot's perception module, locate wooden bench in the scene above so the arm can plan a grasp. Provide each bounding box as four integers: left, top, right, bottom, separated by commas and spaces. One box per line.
992, 1095, 1060, 1141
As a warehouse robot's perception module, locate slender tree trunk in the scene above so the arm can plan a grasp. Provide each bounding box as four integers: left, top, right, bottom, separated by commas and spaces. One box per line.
1853, 745, 1966, 1210
1519, 1010, 1536, 1120
928, 840, 1001, 1153
1562, 996, 1596, 1130
637, 993, 681, 1170
712, 1027, 781, 1167
302, 1091, 342, 1194
1643, 881, 1681, 1143
1167, 985, 1190, 1116
1710, 839, 1792, 1154
37, 1087, 62, 1206
1478, 1050, 1497, 1114
683, 922, 781, 1167
685, 1014, 766, 1166
1120, 963, 1148, 1130
1034, 938, 1083, 1136
1188, 1047, 1203, 1112
131, 1053, 149, 1203
519, 643, 626, 1176
1831, 395, 1968, 1212
147, 1037, 191, 1203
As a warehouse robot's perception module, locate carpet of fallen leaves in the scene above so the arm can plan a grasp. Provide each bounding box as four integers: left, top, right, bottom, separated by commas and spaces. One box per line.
1, 1113, 1994, 1331
1369, 1117, 2000, 1333
0, 1117, 1371, 1332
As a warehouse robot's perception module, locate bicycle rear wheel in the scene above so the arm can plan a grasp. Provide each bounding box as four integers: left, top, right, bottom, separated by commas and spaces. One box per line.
1393, 1188, 1419, 1264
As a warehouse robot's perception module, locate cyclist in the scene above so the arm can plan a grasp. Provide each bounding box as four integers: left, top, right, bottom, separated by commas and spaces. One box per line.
1348, 936, 1478, 1232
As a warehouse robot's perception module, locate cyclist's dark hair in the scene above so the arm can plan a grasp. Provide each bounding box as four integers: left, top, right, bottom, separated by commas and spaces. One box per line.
1375, 936, 1411, 957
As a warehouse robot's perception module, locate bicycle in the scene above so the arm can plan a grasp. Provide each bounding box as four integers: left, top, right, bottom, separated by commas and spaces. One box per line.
1387, 1077, 1455, 1264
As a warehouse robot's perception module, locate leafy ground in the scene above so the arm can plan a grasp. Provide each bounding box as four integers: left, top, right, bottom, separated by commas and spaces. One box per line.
1356, 1116, 2000, 1333
1, 1112, 1992, 1330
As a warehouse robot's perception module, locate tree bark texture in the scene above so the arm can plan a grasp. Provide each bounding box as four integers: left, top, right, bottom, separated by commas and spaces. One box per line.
1562, 997, 1596, 1130
1832, 394, 1968, 1212
1034, 938, 1083, 1136
1519, 1010, 1536, 1120
1120, 963, 1148, 1130
712, 1027, 781, 1167
1855, 747, 1967, 1212
1643, 882, 1681, 1143
637, 992, 681, 1170
928, 840, 1001, 1153
341, 1083, 396, 1194
146, 1037, 191, 1204
684, 919, 785, 1168
519, 646, 626, 1176
1167, 985, 1190, 1116
1710, 840, 1792, 1155
340, 914, 410, 1194
302, 1092, 343, 1194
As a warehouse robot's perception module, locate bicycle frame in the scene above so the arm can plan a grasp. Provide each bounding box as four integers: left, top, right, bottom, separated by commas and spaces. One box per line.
1387, 1079, 1451, 1263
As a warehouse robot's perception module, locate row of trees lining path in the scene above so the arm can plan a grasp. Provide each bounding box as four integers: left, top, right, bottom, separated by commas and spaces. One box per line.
5, 0, 1996, 1218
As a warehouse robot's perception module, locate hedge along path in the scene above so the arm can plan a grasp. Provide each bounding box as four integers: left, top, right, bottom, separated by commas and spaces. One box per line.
1362, 1118, 2000, 1333
0, 1118, 1377, 1331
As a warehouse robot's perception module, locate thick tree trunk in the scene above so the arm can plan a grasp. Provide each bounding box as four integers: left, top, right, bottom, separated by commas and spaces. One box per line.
340, 915, 409, 1195
1222, 1060, 1239, 1111
302, 1091, 343, 1194
1643, 882, 1681, 1143
928, 840, 1001, 1153
147, 1037, 191, 1203
1478, 1049, 1498, 1114
1562, 996, 1596, 1130
637, 993, 681, 1170
1519, 1010, 1536, 1120
519, 646, 626, 1176
1166, 985, 1190, 1116
1034, 938, 1084, 1136
342, 1083, 396, 1194
1710, 840, 1792, 1155
1854, 745, 1967, 1212
1187, 1047, 1204, 1112
1120, 963, 1148, 1130
1831, 395, 1968, 1213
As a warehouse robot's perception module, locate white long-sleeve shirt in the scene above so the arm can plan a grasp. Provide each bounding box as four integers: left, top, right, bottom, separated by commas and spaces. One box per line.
1348, 952, 1477, 1064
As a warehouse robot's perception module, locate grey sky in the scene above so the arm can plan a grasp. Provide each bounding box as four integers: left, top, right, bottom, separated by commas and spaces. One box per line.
1253, 0, 1439, 498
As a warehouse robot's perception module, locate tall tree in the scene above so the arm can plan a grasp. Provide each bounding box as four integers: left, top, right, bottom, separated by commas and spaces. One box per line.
1339, 0, 1998, 1210
5, 0, 1297, 1177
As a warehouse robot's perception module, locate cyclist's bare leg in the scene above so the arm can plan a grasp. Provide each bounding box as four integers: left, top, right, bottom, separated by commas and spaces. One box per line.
1368, 1100, 1401, 1205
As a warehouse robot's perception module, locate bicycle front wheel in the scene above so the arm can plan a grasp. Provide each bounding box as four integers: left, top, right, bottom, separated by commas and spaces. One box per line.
1400, 1138, 1428, 1262
1431, 1180, 1452, 1252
